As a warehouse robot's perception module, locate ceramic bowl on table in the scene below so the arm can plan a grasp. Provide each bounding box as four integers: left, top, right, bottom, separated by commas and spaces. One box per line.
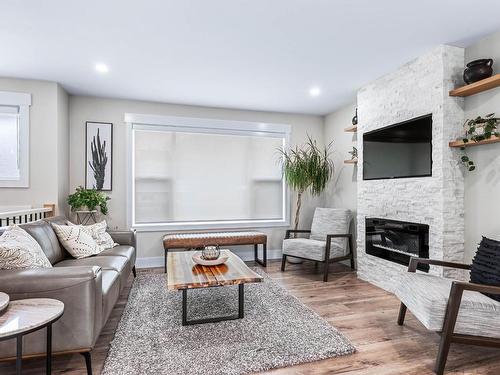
192, 251, 229, 266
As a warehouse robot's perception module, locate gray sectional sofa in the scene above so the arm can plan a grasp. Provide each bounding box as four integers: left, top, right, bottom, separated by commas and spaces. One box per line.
0, 216, 136, 374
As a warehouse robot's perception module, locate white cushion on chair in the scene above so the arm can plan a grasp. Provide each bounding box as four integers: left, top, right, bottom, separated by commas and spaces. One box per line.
395, 272, 500, 338
310, 208, 351, 253
282, 238, 345, 261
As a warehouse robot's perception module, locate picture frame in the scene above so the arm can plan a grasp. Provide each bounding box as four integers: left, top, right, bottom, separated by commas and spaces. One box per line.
85, 121, 113, 191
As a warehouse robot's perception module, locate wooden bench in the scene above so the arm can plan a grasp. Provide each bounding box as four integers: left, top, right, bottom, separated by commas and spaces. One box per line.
163, 231, 267, 272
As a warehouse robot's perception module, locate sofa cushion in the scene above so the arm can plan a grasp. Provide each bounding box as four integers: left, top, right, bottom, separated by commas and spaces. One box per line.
68, 220, 118, 250
101, 270, 120, 326
55, 255, 128, 273
100, 245, 136, 266
18, 219, 67, 264
395, 272, 500, 338
282, 238, 345, 261
51, 223, 104, 259
0, 226, 52, 269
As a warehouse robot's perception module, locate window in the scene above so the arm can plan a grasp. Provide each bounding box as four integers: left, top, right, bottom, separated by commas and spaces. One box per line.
0, 91, 31, 187
126, 114, 291, 230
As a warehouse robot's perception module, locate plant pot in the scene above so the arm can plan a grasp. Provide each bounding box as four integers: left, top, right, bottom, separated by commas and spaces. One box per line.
463, 59, 493, 84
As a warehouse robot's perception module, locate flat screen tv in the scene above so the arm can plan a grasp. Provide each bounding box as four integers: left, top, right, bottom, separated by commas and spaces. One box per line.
363, 114, 432, 180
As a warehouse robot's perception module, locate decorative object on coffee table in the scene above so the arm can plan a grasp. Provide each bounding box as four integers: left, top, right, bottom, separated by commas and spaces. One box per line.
463, 58, 493, 84
167, 250, 263, 325
202, 245, 220, 260
192, 251, 229, 266
0, 298, 64, 375
0, 293, 9, 312
85, 121, 113, 191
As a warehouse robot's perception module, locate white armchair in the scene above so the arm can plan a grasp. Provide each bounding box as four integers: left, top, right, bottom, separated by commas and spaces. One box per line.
281, 208, 355, 282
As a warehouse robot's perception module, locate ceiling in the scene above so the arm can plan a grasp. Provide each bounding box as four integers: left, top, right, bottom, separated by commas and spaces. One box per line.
1, 1, 500, 115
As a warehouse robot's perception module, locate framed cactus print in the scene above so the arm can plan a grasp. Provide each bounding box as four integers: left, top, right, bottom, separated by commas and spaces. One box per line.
85, 121, 112, 191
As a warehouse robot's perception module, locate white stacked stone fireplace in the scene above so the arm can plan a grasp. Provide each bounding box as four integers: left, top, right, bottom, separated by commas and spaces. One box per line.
356, 45, 466, 293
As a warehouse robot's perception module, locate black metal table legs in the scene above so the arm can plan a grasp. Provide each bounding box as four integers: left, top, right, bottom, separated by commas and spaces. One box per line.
14, 323, 53, 375
181, 284, 245, 325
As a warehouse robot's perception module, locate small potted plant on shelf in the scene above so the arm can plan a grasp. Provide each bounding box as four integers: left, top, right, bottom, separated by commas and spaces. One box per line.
460, 113, 500, 172
67, 186, 110, 215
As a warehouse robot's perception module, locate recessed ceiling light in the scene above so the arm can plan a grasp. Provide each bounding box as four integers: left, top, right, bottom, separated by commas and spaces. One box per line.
309, 86, 321, 97
95, 63, 109, 73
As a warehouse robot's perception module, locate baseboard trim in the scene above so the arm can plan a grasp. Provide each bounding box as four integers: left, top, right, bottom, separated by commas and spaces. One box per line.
136, 249, 283, 269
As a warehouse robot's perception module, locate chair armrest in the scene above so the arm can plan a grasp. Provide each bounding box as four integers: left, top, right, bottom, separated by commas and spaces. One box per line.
108, 230, 136, 247
285, 229, 311, 239
452, 281, 500, 296
408, 257, 471, 273
326, 233, 352, 240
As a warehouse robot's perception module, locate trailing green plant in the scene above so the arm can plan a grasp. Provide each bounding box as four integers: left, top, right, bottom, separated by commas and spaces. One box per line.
460, 113, 500, 172
67, 186, 110, 215
278, 135, 334, 231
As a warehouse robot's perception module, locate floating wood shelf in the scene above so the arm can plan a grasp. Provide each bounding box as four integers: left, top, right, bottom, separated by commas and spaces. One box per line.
344, 125, 358, 132
344, 159, 358, 164
449, 136, 500, 148
449, 74, 500, 97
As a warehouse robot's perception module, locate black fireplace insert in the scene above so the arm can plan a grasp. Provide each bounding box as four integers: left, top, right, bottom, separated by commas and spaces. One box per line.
365, 217, 429, 272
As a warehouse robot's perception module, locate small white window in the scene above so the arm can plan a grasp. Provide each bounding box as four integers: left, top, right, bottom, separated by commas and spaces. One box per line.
0, 91, 31, 187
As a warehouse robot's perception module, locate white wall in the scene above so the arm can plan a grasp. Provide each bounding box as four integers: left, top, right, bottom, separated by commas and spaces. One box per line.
68, 95, 324, 262
0, 78, 69, 215
463, 30, 500, 262
323, 103, 358, 256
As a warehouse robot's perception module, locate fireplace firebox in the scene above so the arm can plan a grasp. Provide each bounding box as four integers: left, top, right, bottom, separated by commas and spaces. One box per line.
365, 218, 429, 272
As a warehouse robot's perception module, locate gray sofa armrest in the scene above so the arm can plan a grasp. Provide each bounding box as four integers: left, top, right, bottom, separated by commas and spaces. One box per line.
108, 230, 136, 247
0, 266, 104, 358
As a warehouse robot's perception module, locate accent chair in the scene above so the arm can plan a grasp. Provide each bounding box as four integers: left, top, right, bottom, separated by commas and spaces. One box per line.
395, 257, 500, 375
281, 208, 355, 282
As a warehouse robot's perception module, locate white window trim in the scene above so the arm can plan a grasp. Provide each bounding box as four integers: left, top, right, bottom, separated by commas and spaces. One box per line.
125, 113, 291, 232
0, 91, 31, 188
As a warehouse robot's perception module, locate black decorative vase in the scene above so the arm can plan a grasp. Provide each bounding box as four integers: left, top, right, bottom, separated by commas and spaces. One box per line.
352, 108, 358, 126
463, 59, 493, 84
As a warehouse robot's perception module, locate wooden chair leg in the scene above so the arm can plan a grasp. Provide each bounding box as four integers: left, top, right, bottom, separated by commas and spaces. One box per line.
348, 235, 355, 270
132, 266, 137, 278
434, 283, 463, 375
281, 255, 287, 272
323, 261, 329, 282
397, 303, 407, 325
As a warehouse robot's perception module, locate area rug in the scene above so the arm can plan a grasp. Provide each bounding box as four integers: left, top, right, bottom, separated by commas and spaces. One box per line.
102, 269, 355, 375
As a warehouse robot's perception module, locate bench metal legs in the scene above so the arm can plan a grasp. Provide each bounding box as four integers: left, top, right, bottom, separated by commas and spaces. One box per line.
254, 243, 267, 267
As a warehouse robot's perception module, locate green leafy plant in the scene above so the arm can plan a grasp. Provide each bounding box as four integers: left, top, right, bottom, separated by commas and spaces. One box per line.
67, 186, 110, 215
460, 113, 500, 172
278, 135, 334, 231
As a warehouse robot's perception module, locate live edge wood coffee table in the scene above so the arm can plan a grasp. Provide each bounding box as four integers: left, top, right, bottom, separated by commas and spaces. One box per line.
167, 250, 263, 326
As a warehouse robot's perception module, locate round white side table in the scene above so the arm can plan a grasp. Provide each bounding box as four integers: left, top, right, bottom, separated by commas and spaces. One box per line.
0, 297, 64, 374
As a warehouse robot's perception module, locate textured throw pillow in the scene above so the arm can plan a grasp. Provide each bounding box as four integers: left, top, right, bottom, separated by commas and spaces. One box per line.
67, 220, 117, 249
51, 223, 103, 259
470, 236, 500, 302
0, 226, 52, 269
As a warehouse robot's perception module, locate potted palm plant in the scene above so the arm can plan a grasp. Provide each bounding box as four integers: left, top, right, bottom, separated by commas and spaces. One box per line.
279, 135, 334, 241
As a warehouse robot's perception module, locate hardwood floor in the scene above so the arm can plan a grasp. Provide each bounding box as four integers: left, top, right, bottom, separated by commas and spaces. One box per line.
1, 260, 499, 374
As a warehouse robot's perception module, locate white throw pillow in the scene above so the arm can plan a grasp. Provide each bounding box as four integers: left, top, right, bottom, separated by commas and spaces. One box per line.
0, 226, 52, 269
51, 223, 103, 259
67, 220, 118, 250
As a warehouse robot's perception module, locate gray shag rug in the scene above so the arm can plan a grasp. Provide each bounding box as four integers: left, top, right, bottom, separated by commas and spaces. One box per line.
102, 269, 355, 375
